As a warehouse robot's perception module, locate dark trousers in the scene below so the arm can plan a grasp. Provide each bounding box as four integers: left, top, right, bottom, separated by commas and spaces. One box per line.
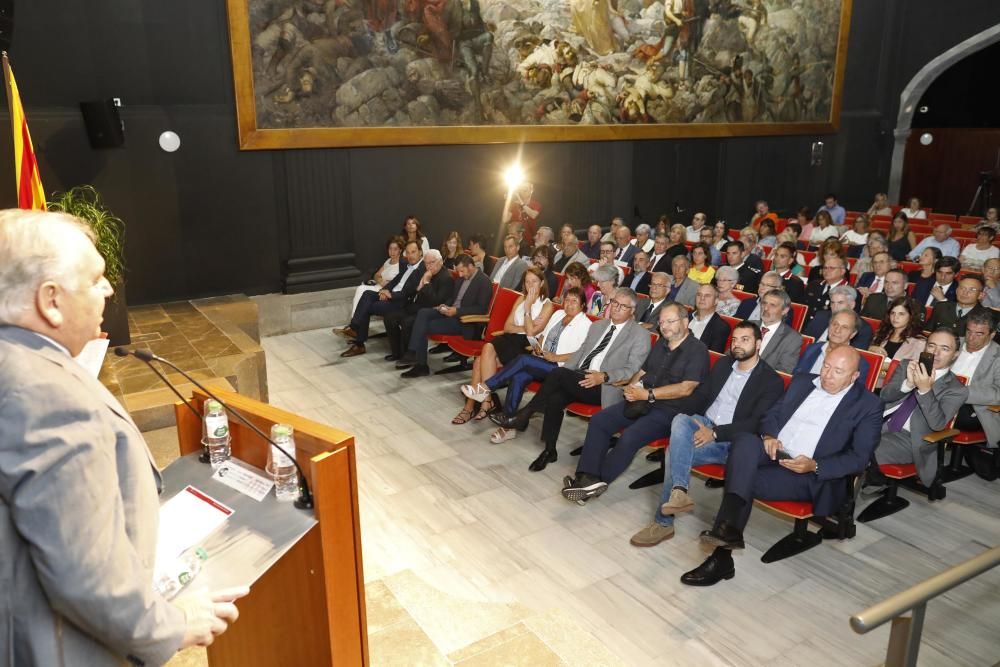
717, 433, 818, 530
384, 309, 418, 357
524, 367, 601, 451
407, 308, 463, 363
349, 291, 403, 343
577, 402, 677, 483
485, 353, 557, 415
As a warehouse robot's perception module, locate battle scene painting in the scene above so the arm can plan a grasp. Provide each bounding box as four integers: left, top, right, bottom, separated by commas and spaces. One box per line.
228, 0, 851, 147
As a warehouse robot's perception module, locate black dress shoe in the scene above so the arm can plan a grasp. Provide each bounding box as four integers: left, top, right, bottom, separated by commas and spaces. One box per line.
401, 364, 430, 378
699, 521, 745, 550
429, 343, 451, 354
646, 448, 665, 462
384, 353, 400, 362
498, 408, 532, 432
443, 352, 464, 363
569, 446, 583, 456
529, 449, 557, 472
680, 551, 735, 587
395, 353, 416, 369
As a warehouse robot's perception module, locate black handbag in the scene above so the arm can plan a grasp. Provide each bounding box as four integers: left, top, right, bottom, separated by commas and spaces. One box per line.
623, 397, 652, 419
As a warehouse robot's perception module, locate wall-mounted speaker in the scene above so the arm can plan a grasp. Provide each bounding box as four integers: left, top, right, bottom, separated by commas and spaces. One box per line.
0, 0, 13, 53
80, 99, 125, 149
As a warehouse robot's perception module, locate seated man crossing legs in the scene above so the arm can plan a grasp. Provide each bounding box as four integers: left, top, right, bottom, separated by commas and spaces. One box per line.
630, 322, 784, 546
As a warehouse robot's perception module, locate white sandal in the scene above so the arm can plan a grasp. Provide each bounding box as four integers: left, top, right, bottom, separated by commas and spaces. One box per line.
489, 427, 517, 444
461, 383, 491, 402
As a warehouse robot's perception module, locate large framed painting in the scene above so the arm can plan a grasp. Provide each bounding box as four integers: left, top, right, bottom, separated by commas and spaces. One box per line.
226, 0, 852, 149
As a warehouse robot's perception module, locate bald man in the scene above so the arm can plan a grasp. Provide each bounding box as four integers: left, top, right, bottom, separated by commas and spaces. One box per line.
680, 346, 882, 586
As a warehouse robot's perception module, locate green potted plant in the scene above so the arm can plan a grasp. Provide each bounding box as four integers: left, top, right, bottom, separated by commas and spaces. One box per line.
47, 185, 130, 345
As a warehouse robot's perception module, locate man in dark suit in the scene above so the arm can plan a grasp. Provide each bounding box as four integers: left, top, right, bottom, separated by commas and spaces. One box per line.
723, 241, 761, 293
467, 234, 497, 276
925, 275, 994, 337
648, 234, 674, 275
635, 272, 669, 329
911, 256, 959, 308
688, 284, 730, 354
803, 285, 872, 350
338, 240, 425, 356
769, 243, 807, 304
734, 271, 795, 326
399, 254, 493, 377
613, 224, 638, 268
383, 250, 454, 361
630, 321, 785, 547
860, 268, 908, 321
803, 254, 849, 325
868, 329, 966, 491
681, 347, 883, 586
855, 251, 892, 296
624, 251, 652, 295
795, 310, 871, 382
563, 303, 711, 500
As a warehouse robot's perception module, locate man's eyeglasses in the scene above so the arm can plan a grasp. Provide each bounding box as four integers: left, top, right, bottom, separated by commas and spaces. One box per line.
610, 301, 634, 310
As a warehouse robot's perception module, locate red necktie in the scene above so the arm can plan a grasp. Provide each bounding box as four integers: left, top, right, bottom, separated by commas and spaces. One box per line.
761, 326, 769, 336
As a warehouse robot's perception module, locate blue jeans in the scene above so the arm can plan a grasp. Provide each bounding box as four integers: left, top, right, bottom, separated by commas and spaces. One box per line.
655, 414, 731, 527
485, 353, 557, 415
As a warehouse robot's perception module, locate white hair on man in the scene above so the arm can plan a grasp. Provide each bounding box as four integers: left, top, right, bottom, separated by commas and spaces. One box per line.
0, 209, 95, 323
829, 284, 859, 307
593, 264, 619, 286
423, 248, 442, 263
635, 223, 652, 236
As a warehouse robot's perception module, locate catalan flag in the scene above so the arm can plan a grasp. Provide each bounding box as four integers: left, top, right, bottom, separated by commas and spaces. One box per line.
2, 52, 45, 210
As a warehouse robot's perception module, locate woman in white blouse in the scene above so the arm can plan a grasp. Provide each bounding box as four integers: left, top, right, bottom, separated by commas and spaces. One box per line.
899, 196, 927, 220
453, 267, 555, 424
464, 286, 592, 443
808, 210, 840, 247
351, 235, 404, 315
959, 226, 1000, 271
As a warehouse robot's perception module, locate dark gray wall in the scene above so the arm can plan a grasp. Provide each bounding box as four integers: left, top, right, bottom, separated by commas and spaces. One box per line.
3, 0, 999, 304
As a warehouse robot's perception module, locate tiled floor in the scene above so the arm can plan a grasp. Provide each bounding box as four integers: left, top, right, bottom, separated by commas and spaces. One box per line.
171, 325, 1000, 666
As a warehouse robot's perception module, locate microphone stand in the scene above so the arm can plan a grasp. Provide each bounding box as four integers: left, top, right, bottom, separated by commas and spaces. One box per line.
118, 347, 315, 510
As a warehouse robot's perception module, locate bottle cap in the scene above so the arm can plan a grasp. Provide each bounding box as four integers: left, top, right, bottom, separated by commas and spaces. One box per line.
205, 399, 222, 412
272, 424, 292, 438
194, 547, 209, 561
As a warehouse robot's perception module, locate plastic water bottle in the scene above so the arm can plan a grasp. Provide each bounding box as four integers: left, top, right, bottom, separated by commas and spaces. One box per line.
154, 547, 208, 599
267, 424, 299, 502
202, 400, 231, 469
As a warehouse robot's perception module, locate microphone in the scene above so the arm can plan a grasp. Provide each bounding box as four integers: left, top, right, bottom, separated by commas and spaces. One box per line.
116, 347, 315, 510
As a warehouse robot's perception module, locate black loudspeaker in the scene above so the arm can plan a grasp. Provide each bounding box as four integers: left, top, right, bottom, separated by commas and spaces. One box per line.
0, 0, 13, 54
80, 99, 125, 149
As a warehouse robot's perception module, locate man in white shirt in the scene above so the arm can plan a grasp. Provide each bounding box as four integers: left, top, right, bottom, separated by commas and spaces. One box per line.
907, 224, 962, 260
490, 234, 529, 290
840, 216, 870, 249
601, 216, 624, 244
688, 284, 729, 353
686, 212, 708, 243
613, 225, 637, 266
636, 273, 670, 329
553, 232, 588, 272
588, 241, 625, 285
949, 313, 1000, 451
648, 234, 671, 274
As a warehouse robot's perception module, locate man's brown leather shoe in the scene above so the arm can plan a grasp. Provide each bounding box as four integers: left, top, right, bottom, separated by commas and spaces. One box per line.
340, 343, 366, 357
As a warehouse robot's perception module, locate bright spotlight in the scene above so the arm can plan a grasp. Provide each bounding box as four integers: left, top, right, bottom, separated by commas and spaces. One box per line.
504, 164, 524, 191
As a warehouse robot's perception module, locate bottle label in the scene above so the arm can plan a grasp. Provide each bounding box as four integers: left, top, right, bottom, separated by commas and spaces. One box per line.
270, 442, 295, 468
205, 415, 229, 439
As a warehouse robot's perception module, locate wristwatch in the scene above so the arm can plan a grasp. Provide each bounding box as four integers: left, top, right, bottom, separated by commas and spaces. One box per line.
603, 372, 610, 384
647, 388, 656, 403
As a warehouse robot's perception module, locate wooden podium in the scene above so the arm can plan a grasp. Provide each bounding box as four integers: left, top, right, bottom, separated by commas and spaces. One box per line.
173, 388, 368, 666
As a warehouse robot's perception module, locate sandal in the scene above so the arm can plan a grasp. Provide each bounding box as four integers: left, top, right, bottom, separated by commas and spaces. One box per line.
489, 427, 517, 444
473, 396, 495, 421
451, 409, 474, 425
461, 382, 491, 402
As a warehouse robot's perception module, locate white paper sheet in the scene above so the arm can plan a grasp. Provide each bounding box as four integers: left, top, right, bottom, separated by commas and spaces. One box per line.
74, 337, 110, 378
155, 486, 234, 576
211, 458, 274, 502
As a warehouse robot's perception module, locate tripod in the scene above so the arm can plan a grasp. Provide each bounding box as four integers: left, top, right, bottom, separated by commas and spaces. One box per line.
967, 171, 995, 217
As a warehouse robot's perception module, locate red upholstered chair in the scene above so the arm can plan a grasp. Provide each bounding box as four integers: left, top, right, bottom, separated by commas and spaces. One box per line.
789, 302, 808, 332
761, 258, 772, 272
732, 289, 755, 302
720, 315, 740, 352
858, 364, 969, 523
799, 334, 814, 357
857, 349, 884, 392
428, 283, 504, 374
799, 250, 817, 266
862, 316, 880, 339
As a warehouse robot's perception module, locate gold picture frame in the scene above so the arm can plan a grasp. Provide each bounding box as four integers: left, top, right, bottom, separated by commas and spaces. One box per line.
226, 0, 852, 149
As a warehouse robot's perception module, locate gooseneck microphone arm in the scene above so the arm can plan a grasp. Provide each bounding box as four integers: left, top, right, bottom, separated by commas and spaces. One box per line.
115, 347, 203, 422
115, 347, 314, 510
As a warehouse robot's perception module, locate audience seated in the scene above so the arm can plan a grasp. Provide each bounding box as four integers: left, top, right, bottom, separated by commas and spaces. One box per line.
454, 267, 555, 424
623, 251, 652, 294
768, 243, 807, 302
851, 232, 887, 276
681, 347, 882, 586
868, 297, 926, 386
756, 290, 803, 374
867, 192, 892, 218
860, 268, 908, 320
402, 215, 431, 253
558, 261, 596, 304
336, 240, 425, 357
808, 210, 840, 247
491, 234, 530, 290
601, 216, 624, 244
926, 274, 994, 337
397, 254, 493, 377
792, 207, 815, 246
664, 225, 690, 263
531, 245, 559, 297
981, 258, 1000, 307
613, 225, 638, 267
818, 193, 847, 227
699, 226, 723, 266
868, 329, 966, 490
562, 303, 710, 500
740, 227, 765, 260
795, 310, 871, 379
635, 272, 670, 329
383, 250, 453, 362
803, 250, 849, 324
804, 285, 872, 350
887, 212, 918, 262
951, 312, 1000, 449
855, 251, 892, 298
750, 200, 779, 231
632, 223, 654, 253
532, 226, 555, 256
723, 240, 762, 293
630, 322, 783, 546
757, 219, 778, 250
582, 224, 603, 260
588, 265, 619, 318
913, 256, 959, 308
687, 242, 716, 285
686, 212, 709, 243
907, 224, 960, 260
734, 271, 794, 325
667, 255, 699, 307
588, 241, 625, 285
553, 230, 588, 272
899, 196, 927, 220
467, 234, 496, 275
840, 215, 870, 256
441, 231, 464, 270
351, 235, 403, 315
496, 288, 651, 471
688, 284, 730, 354
959, 226, 999, 271
479, 287, 593, 443
712, 221, 730, 253
713, 266, 741, 316
806, 238, 846, 283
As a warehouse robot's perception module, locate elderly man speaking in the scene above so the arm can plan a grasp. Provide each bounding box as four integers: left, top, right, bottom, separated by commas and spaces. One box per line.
0, 210, 246, 666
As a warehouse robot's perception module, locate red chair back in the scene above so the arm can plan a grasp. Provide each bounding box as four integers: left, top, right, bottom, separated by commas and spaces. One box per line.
857, 349, 885, 392
483, 286, 517, 342
899, 261, 920, 274
761, 258, 772, 272
708, 350, 724, 369
799, 250, 817, 266
862, 316, 880, 337
721, 315, 740, 351
777, 371, 792, 390
799, 334, 815, 357
733, 289, 755, 302
553, 272, 566, 299
789, 302, 808, 332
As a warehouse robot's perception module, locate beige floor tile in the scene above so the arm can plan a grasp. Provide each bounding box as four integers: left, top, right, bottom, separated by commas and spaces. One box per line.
365, 580, 411, 635
453, 630, 566, 667
368, 616, 450, 667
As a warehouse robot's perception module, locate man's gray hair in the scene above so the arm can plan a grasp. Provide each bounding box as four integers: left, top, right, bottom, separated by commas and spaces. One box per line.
614, 287, 638, 307
762, 287, 791, 310
424, 249, 442, 262
0, 210, 94, 324
536, 226, 554, 242
672, 254, 690, 268
594, 264, 619, 285
966, 309, 994, 330
635, 223, 652, 236
830, 284, 859, 306
715, 265, 738, 282
832, 307, 861, 333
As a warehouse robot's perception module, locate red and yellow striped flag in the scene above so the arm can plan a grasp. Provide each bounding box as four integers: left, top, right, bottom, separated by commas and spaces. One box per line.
2, 53, 45, 210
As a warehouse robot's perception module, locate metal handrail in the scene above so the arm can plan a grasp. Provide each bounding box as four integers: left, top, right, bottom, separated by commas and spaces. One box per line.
850, 545, 1000, 666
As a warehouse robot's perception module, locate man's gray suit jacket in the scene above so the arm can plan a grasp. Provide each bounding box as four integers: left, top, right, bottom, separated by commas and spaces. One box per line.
761, 323, 803, 374
565, 318, 652, 407
965, 341, 1000, 449
0, 325, 186, 666
490, 256, 529, 291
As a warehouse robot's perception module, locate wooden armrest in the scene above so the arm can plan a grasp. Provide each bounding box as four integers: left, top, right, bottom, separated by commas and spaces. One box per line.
989, 405, 1000, 413
490, 330, 505, 337
923, 429, 960, 444
460, 315, 489, 324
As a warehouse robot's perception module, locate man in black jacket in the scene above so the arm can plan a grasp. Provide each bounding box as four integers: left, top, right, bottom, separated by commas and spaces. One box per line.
688, 283, 730, 354
383, 250, 454, 361
629, 322, 784, 547
399, 254, 493, 377
925, 275, 994, 337
338, 240, 425, 356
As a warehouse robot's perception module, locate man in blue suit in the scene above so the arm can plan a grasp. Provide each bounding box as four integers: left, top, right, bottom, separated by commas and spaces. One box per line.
795, 310, 870, 381
802, 285, 872, 350
681, 346, 883, 586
